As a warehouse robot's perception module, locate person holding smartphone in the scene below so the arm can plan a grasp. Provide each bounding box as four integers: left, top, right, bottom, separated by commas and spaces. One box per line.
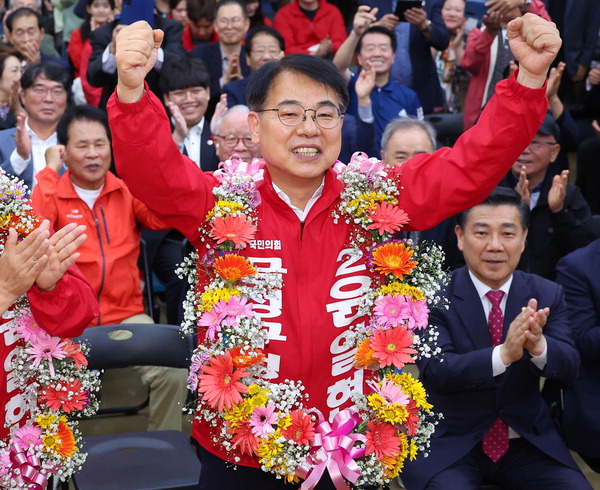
360, 0, 450, 114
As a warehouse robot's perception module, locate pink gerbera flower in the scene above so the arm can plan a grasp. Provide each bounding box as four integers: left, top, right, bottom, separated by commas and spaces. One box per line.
13, 425, 42, 450
15, 312, 50, 344
369, 379, 409, 405
373, 294, 410, 327
25, 336, 68, 376
199, 308, 225, 340
407, 297, 430, 330
197, 352, 249, 411
249, 403, 277, 437
215, 296, 253, 326
367, 202, 410, 235
370, 326, 416, 370
210, 214, 257, 248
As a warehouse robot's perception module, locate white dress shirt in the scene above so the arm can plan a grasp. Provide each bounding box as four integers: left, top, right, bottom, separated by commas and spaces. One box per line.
272, 179, 325, 222
10, 118, 58, 189
176, 118, 205, 167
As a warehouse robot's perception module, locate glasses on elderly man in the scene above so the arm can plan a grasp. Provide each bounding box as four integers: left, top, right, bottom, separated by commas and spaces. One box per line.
214, 134, 256, 148
256, 103, 343, 129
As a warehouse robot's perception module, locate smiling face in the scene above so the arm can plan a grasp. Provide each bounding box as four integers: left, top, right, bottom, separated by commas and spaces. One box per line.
456, 204, 527, 290
20, 74, 67, 127
164, 85, 210, 128
248, 71, 343, 196
511, 132, 559, 188
246, 32, 284, 72
215, 110, 261, 162
356, 31, 394, 76
87, 0, 114, 26
214, 3, 249, 46
0, 55, 22, 98
441, 0, 465, 33
381, 126, 434, 166
64, 119, 111, 190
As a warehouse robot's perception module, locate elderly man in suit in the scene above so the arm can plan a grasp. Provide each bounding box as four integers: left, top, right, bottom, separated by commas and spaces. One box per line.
402, 187, 591, 489
555, 238, 600, 473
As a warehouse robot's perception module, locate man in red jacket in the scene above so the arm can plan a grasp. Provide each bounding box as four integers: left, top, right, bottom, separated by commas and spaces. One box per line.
108, 13, 560, 488
31, 105, 188, 432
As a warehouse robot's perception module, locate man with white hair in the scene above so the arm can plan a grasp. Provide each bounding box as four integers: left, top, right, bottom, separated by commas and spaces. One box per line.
212, 104, 261, 162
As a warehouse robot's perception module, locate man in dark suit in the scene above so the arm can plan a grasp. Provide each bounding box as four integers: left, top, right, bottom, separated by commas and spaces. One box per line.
360, 0, 449, 113
160, 58, 218, 172
87, 13, 186, 110
555, 238, 600, 473
402, 188, 591, 489
189, 0, 250, 103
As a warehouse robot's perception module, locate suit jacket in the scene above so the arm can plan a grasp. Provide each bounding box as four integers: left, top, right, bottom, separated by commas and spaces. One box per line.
189, 43, 250, 100
555, 239, 600, 458
0, 128, 65, 190
498, 171, 597, 280
362, 0, 449, 113
180, 120, 219, 172
223, 76, 250, 108
402, 267, 581, 490
87, 16, 186, 110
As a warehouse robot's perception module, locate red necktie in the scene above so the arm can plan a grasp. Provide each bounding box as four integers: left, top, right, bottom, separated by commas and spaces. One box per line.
481, 290, 509, 462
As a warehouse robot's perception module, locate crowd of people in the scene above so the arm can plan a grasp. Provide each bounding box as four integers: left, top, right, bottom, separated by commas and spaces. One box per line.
1, 0, 600, 488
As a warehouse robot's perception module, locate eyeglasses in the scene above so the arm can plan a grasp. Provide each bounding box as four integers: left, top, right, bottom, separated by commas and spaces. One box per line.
216, 16, 244, 27
528, 139, 557, 150
257, 103, 343, 129
28, 84, 67, 98
168, 87, 206, 100
251, 47, 281, 56
214, 134, 256, 148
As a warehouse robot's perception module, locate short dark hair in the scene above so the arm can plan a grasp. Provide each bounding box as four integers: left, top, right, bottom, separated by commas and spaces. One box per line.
57, 105, 111, 146
356, 26, 397, 54
0, 46, 23, 75
187, 0, 215, 22
245, 26, 285, 56
20, 61, 71, 91
215, 0, 247, 18
159, 58, 210, 94
456, 187, 530, 230
6, 7, 42, 32
247, 54, 349, 112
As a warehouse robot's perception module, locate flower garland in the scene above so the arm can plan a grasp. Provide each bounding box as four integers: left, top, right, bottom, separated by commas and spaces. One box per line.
0, 170, 101, 489
177, 153, 448, 488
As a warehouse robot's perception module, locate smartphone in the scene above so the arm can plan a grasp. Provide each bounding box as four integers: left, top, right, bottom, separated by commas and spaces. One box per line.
120, 0, 155, 27
394, 0, 424, 22
464, 0, 488, 20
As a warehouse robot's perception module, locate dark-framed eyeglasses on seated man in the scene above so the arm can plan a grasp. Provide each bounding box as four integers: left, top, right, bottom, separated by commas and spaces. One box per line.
256, 103, 344, 129
213, 134, 257, 148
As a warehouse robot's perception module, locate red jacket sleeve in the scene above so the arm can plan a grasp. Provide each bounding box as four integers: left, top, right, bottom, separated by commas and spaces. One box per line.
27, 265, 98, 338
68, 28, 85, 78
394, 72, 547, 231
107, 84, 218, 245
328, 6, 347, 53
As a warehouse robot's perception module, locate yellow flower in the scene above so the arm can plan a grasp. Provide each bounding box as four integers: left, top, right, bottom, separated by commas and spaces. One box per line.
257, 433, 284, 466
378, 283, 425, 302
345, 192, 395, 218
42, 433, 59, 451
36, 413, 59, 429
199, 287, 240, 312
408, 439, 418, 461
0, 214, 10, 227
277, 414, 292, 431
206, 201, 245, 221
367, 392, 385, 411
224, 403, 249, 428
376, 404, 409, 425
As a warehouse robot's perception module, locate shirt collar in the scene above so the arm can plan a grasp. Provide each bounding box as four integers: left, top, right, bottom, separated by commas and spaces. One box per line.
468, 269, 513, 301
272, 178, 325, 221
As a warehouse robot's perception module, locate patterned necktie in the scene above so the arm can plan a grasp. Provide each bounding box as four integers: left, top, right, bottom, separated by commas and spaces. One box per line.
482, 290, 509, 462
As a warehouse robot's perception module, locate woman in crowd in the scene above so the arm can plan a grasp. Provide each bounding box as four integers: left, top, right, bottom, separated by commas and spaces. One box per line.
0, 47, 23, 130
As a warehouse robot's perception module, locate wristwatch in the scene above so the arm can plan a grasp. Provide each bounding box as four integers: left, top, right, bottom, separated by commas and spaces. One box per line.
421, 19, 432, 33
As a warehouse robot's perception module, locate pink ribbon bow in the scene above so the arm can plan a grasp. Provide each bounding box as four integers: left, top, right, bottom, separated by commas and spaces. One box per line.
297, 409, 366, 490
10, 445, 48, 489
213, 155, 266, 187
